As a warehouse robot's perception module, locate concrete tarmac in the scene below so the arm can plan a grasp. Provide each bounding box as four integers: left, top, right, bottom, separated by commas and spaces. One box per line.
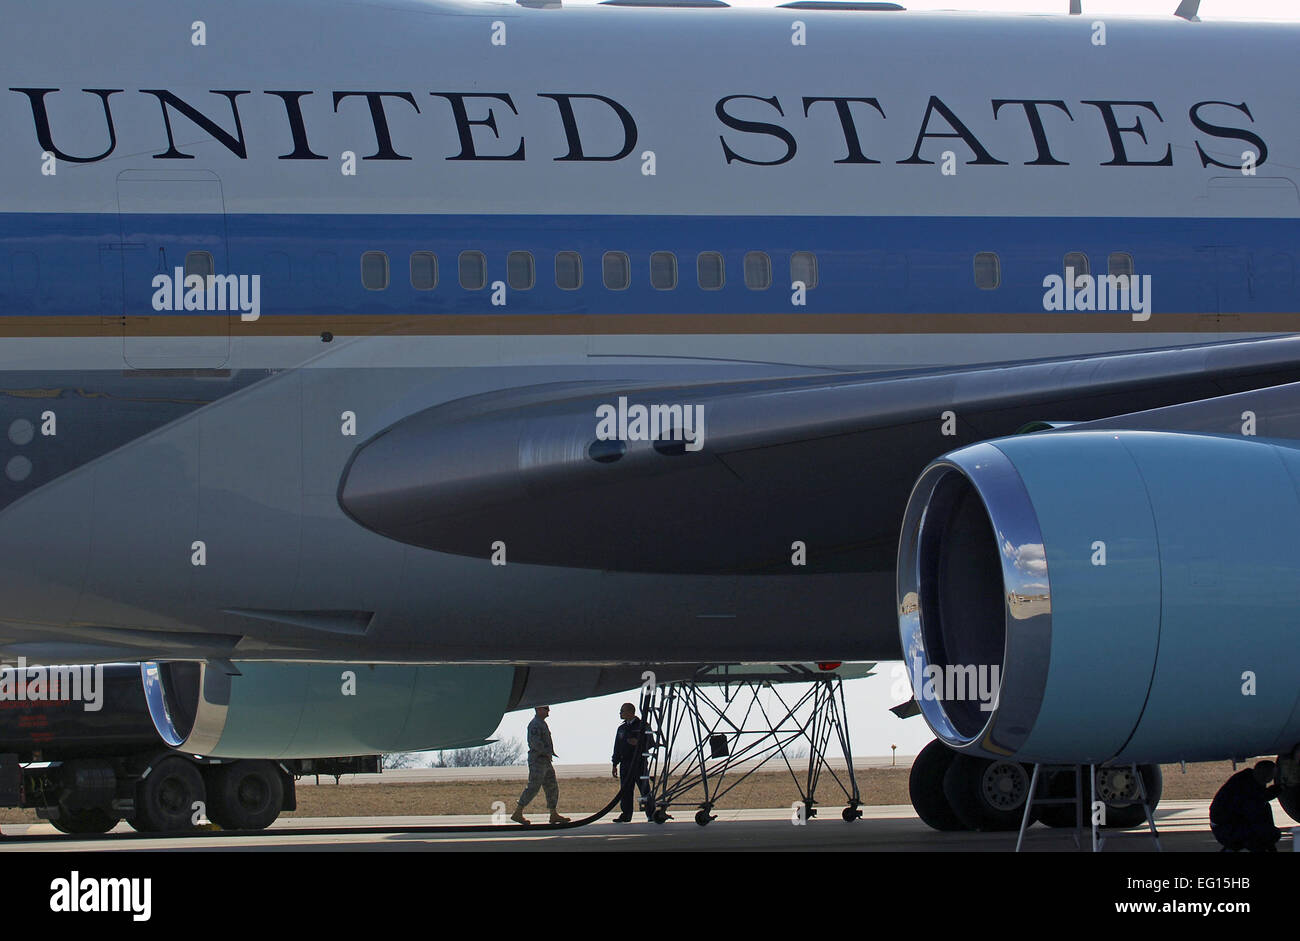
4, 800, 1295, 852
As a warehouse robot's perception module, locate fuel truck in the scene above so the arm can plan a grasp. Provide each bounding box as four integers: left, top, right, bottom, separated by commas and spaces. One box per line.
0, 662, 379, 834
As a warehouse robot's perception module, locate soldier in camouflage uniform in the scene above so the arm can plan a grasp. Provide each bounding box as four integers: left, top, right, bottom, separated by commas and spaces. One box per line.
511, 705, 571, 825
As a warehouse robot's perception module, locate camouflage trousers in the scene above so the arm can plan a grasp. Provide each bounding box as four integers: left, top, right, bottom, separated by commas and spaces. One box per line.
518, 757, 559, 809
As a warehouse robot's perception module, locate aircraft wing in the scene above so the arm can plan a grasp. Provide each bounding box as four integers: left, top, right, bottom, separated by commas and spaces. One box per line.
339, 334, 1300, 574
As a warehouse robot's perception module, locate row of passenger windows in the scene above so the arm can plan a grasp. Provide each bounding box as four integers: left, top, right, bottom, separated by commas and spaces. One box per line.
973, 251, 1136, 291
356, 250, 820, 293
183, 247, 1135, 295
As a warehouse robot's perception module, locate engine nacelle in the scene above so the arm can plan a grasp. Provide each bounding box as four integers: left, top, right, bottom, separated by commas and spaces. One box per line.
142, 661, 516, 758
898, 430, 1300, 765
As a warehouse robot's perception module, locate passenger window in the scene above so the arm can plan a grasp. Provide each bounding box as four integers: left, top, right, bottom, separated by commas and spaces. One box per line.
556, 251, 582, 290
650, 251, 677, 290
361, 251, 389, 290
1064, 252, 1089, 278
508, 251, 535, 291
185, 251, 215, 280
1108, 252, 1135, 278
697, 252, 725, 290
603, 252, 631, 291
744, 252, 772, 290
459, 251, 487, 290
973, 252, 1000, 290
790, 251, 818, 290
410, 252, 437, 290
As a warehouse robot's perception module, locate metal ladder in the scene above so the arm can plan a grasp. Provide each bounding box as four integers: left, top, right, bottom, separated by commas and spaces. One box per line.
1016, 763, 1161, 852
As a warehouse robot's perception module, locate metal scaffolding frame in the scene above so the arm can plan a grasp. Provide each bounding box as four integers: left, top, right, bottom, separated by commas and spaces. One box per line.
638, 665, 863, 826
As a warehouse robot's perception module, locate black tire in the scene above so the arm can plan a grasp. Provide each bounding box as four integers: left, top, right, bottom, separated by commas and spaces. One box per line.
50, 808, 121, 835
1096, 764, 1162, 830
652, 808, 668, 824
943, 754, 1035, 832
1037, 768, 1085, 829
694, 809, 713, 827
206, 761, 284, 831
1279, 786, 1300, 824
133, 756, 205, 833
909, 739, 966, 831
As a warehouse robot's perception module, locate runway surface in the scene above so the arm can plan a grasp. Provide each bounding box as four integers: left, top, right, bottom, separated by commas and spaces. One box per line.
4, 801, 1296, 851
299, 757, 911, 784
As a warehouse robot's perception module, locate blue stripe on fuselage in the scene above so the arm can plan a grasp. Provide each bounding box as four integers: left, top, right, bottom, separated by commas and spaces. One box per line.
0, 213, 1295, 318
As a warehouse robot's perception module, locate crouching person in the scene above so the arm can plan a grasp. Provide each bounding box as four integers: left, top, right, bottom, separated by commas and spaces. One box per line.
1210, 760, 1281, 852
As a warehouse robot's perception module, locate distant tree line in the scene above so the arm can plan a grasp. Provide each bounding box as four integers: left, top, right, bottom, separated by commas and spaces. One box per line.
381, 737, 524, 770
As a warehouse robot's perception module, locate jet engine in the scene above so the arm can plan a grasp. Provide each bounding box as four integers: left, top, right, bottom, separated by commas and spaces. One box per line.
141, 661, 516, 758
897, 430, 1300, 765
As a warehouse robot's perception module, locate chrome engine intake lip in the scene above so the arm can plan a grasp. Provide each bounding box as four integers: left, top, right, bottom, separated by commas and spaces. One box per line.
141, 660, 230, 754
141, 661, 185, 748
897, 441, 1052, 756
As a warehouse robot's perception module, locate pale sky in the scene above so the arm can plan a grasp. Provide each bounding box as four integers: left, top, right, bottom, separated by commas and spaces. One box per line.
474, 669, 933, 766
696, 0, 1299, 17
887, 0, 1297, 17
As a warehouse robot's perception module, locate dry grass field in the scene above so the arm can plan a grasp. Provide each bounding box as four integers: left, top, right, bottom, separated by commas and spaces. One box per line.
275, 761, 1247, 818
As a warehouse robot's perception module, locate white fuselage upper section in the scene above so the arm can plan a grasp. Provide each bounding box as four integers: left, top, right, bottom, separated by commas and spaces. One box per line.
2, 0, 1297, 218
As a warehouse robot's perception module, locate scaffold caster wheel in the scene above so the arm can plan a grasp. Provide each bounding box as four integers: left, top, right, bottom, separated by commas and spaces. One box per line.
842, 805, 862, 822
652, 809, 669, 824
695, 808, 714, 827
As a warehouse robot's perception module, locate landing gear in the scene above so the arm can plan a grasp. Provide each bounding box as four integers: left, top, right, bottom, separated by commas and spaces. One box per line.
942, 754, 1034, 832
50, 808, 121, 835
909, 739, 965, 831
128, 756, 204, 833
910, 740, 1165, 839
1279, 787, 1300, 823
910, 740, 1035, 832
1276, 746, 1300, 822
205, 760, 284, 831
1035, 769, 1083, 829
1094, 764, 1162, 830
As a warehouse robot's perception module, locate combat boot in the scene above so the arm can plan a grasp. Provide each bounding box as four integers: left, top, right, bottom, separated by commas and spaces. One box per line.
549, 809, 572, 824
510, 805, 531, 825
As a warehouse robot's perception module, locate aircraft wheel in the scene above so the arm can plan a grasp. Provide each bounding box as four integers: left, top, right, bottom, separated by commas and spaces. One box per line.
132, 756, 205, 833
206, 761, 283, 831
909, 739, 966, 831
1036, 768, 1084, 829
50, 808, 121, 835
943, 754, 1034, 832
1278, 787, 1300, 824
1095, 764, 1162, 829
